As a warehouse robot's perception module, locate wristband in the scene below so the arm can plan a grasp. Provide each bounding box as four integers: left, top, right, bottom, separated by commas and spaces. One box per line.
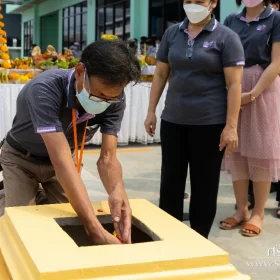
250, 93, 256, 101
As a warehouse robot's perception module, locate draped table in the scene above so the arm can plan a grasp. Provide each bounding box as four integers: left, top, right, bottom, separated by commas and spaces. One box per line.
0, 83, 168, 145
0, 84, 23, 141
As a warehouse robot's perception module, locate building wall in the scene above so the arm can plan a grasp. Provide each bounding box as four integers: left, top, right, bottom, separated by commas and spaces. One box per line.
220, 0, 242, 24
2, 4, 21, 47
19, 0, 145, 55
130, 0, 149, 39
19, 0, 94, 56
10, 0, 244, 57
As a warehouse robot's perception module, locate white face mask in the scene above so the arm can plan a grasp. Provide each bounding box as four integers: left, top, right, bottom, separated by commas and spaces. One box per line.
242, 0, 263, 7
183, 3, 212, 24
76, 87, 111, 115
76, 73, 111, 115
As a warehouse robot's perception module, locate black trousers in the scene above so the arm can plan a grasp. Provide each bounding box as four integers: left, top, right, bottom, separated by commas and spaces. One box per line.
159, 120, 225, 238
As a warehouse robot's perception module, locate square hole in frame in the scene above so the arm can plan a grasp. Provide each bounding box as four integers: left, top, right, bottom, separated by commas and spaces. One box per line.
55, 215, 161, 247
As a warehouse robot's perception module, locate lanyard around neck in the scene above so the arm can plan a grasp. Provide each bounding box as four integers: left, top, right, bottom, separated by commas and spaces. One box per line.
72, 108, 88, 173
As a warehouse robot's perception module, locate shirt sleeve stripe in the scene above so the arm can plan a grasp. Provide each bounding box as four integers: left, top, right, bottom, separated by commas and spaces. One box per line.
37, 126, 57, 133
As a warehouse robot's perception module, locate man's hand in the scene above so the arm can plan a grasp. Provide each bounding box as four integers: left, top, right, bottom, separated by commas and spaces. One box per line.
42, 132, 119, 244
98, 134, 132, 244
108, 186, 132, 244
84, 225, 121, 245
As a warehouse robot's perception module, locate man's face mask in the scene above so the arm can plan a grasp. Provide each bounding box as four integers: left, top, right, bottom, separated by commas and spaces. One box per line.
76, 71, 111, 115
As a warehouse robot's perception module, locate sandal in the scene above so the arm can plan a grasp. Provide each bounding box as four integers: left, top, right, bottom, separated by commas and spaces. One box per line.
241, 223, 261, 237
220, 217, 245, 230
277, 202, 280, 219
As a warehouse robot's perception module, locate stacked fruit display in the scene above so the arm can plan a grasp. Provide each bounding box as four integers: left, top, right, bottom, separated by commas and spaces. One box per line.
137, 44, 157, 82
7, 57, 42, 84
32, 45, 79, 70
0, 1, 10, 82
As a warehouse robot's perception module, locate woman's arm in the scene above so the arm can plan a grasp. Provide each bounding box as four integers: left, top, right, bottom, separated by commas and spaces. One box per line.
147, 61, 170, 113
219, 66, 243, 156
144, 61, 170, 136
250, 42, 280, 99
224, 66, 243, 128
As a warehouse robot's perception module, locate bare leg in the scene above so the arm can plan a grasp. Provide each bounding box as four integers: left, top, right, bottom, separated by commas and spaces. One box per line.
242, 181, 270, 234
221, 179, 250, 228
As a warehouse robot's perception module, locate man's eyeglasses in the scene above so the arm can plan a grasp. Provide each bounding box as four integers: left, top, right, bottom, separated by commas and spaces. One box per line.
186, 38, 194, 59
84, 71, 123, 104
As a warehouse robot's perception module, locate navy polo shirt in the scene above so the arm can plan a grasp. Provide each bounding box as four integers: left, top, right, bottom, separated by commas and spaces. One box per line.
224, 6, 280, 69
157, 15, 245, 126
8, 69, 126, 157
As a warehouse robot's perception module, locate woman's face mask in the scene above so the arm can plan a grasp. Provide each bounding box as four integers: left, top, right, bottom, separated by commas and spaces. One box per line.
242, 0, 263, 7
183, 2, 212, 24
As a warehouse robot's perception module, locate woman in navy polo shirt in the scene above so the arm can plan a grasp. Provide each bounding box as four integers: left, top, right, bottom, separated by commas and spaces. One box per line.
144, 0, 245, 239
221, 0, 280, 237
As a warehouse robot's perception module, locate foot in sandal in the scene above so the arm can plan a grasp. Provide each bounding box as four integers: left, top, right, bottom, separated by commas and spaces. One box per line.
220, 211, 249, 230
242, 214, 263, 237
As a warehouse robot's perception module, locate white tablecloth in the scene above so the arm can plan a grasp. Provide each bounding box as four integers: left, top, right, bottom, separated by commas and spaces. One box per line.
0, 84, 24, 141
0, 83, 167, 145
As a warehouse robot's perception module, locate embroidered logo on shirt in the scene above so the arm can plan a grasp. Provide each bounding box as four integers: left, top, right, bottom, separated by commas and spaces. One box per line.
202, 41, 214, 48
37, 126, 57, 133
256, 24, 266, 31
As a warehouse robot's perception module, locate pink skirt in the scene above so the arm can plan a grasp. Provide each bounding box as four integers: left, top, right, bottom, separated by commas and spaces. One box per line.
226, 65, 280, 182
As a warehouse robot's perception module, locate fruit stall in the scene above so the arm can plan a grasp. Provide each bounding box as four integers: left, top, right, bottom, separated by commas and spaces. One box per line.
0, 45, 79, 84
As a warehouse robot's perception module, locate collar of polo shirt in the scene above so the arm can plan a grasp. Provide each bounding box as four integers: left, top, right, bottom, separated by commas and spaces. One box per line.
237, 5, 274, 21
179, 14, 217, 32
67, 70, 79, 109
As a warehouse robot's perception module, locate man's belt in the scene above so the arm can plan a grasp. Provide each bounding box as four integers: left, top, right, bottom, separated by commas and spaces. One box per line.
6, 134, 51, 163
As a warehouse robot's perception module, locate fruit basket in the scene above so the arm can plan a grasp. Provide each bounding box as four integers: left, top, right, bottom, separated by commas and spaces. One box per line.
33, 45, 79, 70
8, 69, 42, 84
138, 55, 157, 82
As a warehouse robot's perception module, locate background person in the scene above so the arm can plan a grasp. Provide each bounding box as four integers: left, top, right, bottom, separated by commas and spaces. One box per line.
144, 0, 245, 239
221, 0, 280, 236
271, 0, 280, 9
242, 0, 280, 219
70, 42, 82, 59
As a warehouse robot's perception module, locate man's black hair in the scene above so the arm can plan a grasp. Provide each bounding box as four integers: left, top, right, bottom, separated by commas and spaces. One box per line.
236, 0, 269, 6
81, 39, 141, 86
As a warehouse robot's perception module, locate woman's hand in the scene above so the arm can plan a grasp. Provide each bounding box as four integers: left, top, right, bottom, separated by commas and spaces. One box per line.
219, 125, 238, 157
144, 112, 157, 137
241, 91, 255, 106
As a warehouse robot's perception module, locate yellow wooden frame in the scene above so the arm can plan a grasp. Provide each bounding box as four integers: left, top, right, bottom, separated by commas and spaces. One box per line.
0, 199, 250, 280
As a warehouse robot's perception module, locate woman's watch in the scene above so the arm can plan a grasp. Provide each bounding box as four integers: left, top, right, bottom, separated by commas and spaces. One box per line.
250, 93, 256, 101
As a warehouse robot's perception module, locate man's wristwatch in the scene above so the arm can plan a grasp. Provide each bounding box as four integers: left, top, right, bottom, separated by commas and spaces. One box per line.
250, 93, 256, 101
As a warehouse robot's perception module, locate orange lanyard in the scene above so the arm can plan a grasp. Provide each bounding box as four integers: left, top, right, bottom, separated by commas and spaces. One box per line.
72, 109, 88, 174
